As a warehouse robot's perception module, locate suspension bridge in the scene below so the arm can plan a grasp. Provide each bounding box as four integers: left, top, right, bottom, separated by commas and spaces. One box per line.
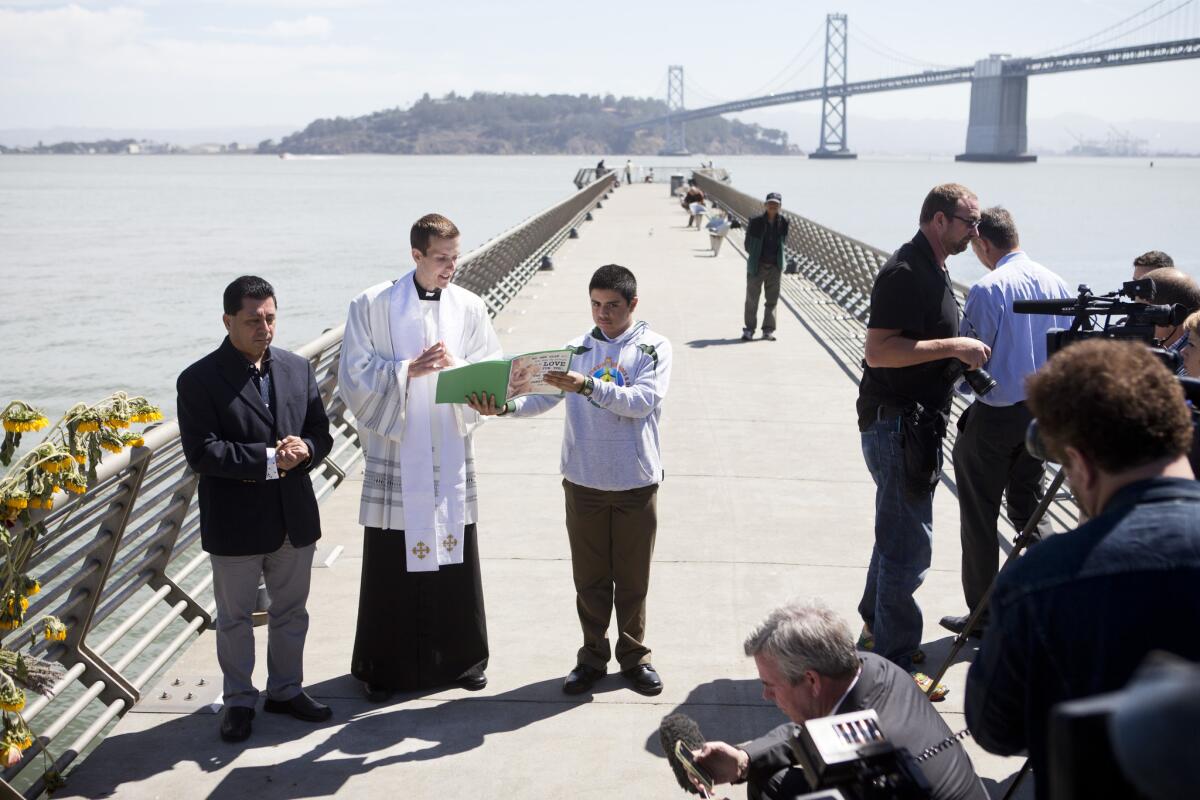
631, 0, 1200, 161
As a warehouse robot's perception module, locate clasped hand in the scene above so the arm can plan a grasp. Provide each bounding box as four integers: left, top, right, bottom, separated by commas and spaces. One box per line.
276, 435, 309, 472
408, 342, 452, 378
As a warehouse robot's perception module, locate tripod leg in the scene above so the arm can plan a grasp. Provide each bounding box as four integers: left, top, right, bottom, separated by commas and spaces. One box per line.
924, 470, 1067, 696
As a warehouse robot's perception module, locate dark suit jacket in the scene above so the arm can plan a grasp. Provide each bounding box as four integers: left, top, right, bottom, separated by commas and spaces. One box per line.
177, 337, 333, 556
741, 652, 986, 800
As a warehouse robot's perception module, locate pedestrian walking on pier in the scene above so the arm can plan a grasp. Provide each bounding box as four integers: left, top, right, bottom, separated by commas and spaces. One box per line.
742, 192, 788, 341
855, 184, 989, 687
339, 213, 502, 702
468, 265, 672, 698
177, 275, 335, 743
624, 159, 633, 184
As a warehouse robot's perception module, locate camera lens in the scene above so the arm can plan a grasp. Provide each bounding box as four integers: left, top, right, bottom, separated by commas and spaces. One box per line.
964, 367, 997, 396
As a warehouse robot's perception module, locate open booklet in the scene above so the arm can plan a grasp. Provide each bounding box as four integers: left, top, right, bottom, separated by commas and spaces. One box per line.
434, 349, 574, 405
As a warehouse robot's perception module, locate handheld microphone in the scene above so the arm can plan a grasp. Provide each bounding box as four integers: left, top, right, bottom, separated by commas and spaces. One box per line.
659, 713, 708, 794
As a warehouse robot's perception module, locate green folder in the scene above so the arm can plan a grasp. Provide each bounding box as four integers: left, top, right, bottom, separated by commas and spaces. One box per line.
435, 349, 574, 404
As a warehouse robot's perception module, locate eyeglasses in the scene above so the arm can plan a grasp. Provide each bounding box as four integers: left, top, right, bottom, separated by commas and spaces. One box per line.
950, 214, 981, 230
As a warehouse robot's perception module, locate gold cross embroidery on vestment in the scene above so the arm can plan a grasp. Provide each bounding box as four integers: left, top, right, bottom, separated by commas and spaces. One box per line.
412, 541, 431, 559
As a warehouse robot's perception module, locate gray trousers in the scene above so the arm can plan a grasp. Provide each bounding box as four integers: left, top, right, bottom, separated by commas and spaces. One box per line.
744, 262, 781, 334
210, 539, 315, 708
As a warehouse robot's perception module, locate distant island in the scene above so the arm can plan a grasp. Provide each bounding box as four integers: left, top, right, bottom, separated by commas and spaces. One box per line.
265, 92, 792, 156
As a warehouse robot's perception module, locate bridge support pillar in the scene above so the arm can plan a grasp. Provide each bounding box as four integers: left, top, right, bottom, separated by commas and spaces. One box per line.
810, 13, 856, 160
956, 56, 1036, 163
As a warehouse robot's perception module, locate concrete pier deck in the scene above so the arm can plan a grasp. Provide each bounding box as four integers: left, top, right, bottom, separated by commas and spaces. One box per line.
61, 183, 1029, 799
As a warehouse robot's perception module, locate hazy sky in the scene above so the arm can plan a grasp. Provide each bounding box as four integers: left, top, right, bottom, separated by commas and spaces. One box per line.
2, 0, 1199, 132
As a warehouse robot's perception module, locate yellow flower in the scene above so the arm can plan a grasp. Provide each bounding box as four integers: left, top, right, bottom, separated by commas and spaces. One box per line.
72, 453, 86, 464
64, 480, 86, 494
1, 744, 20, 768
28, 498, 41, 509
4, 496, 27, 510
42, 617, 67, 642
76, 420, 100, 434
0, 674, 25, 713
126, 436, 145, 448
6, 596, 29, 615
20, 577, 40, 597
100, 441, 123, 454
104, 417, 130, 429
2, 414, 49, 434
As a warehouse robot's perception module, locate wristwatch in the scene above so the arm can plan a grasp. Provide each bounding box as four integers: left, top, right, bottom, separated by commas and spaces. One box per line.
579, 376, 595, 397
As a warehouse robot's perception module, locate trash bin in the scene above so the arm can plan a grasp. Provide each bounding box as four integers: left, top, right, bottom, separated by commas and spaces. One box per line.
669, 173, 686, 197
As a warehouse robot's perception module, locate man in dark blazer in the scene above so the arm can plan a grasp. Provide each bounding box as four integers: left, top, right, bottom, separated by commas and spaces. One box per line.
692, 601, 987, 800
177, 275, 334, 742
742, 192, 790, 341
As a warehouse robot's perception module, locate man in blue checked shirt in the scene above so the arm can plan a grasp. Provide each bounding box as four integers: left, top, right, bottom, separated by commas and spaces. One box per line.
940, 207, 1071, 639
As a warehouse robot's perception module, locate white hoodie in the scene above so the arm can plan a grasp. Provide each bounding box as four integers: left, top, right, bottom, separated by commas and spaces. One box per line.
510, 320, 672, 491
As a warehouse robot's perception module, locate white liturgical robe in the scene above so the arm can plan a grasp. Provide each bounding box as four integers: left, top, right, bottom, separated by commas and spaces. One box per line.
338, 271, 501, 571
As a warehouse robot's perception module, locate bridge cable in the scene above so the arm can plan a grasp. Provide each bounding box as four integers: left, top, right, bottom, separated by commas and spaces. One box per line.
850, 22, 957, 70
742, 23, 826, 97
1027, 0, 1196, 57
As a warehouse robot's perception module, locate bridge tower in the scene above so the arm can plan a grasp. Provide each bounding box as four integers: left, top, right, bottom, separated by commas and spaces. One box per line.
663, 65, 689, 155
810, 13, 856, 160
956, 54, 1036, 162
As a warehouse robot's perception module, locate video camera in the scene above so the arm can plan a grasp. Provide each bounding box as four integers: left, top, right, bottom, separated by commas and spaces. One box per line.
785, 710, 932, 800
1011, 277, 1187, 362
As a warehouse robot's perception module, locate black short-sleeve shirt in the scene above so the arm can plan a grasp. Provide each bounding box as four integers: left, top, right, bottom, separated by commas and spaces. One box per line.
856, 231, 960, 430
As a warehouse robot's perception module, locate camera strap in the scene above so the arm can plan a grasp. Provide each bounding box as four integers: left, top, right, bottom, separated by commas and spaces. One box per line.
913, 728, 972, 763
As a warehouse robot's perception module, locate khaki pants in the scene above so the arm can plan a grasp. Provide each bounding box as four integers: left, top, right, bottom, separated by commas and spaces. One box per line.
744, 262, 782, 335
563, 479, 658, 671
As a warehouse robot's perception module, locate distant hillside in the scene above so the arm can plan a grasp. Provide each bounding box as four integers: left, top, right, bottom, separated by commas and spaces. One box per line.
268, 92, 791, 155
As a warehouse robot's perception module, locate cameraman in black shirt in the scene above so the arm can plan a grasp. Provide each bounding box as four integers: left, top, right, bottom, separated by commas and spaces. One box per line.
855, 183, 990, 682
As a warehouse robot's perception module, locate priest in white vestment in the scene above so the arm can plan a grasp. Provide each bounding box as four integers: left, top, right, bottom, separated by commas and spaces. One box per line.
338, 213, 501, 700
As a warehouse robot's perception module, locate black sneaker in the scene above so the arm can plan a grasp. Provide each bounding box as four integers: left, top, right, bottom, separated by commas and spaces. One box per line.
741, 330, 754, 341
762, 332, 777, 341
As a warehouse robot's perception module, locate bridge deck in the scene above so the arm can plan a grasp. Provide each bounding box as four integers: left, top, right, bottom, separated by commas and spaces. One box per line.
60, 183, 1027, 799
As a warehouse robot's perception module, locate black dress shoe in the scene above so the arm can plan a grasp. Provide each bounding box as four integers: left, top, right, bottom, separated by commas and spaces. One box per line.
939, 614, 986, 638
220, 706, 254, 742
622, 663, 663, 696
458, 669, 488, 691
362, 682, 393, 703
263, 690, 333, 722
562, 664, 605, 695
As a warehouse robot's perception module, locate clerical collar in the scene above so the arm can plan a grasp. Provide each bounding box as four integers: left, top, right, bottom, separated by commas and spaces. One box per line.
414, 274, 441, 301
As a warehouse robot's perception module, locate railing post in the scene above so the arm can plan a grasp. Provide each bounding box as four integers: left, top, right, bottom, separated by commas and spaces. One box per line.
140, 467, 210, 632
57, 451, 154, 709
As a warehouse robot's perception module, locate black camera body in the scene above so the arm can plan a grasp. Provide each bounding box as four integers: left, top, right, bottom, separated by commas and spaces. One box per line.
1012, 278, 1187, 361
786, 710, 932, 800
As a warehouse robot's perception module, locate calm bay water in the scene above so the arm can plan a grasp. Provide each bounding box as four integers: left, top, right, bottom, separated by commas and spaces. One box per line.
2, 153, 1198, 420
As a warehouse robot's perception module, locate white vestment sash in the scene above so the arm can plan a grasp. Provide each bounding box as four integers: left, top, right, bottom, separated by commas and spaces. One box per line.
338, 271, 500, 572
389, 276, 469, 572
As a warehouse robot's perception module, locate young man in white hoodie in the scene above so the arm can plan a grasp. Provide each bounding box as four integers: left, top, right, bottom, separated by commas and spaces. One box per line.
469, 264, 672, 696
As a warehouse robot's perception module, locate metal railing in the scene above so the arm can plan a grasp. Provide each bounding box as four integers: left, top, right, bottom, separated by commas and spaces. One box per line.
693, 172, 1080, 534
573, 166, 729, 189
0, 174, 615, 798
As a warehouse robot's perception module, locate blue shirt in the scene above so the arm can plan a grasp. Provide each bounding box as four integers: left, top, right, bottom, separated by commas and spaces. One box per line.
960, 251, 1072, 406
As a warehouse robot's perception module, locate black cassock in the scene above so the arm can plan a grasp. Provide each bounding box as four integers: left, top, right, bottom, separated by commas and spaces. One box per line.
350, 524, 488, 689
